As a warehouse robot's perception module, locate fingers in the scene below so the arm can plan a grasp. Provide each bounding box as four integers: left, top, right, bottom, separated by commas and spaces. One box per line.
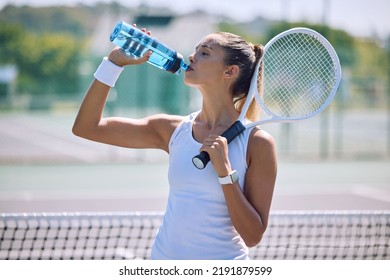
120, 50, 151, 66
202, 135, 226, 149
133, 24, 152, 36
200, 135, 228, 160
136, 51, 153, 63
107, 45, 152, 67
200, 135, 231, 175
108, 24, 153, 66
140, 27, 152, 36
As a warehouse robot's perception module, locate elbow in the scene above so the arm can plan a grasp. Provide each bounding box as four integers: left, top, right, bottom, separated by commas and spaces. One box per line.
72, 122, 83, 137
244, 233, 263, 248
72, 124, 79, 137
72, 120, 102, 142
72, 121, 90, 139
243, 225, 267, 248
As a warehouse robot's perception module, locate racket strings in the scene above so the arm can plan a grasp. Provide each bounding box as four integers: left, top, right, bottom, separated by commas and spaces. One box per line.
259, 32, 338, 119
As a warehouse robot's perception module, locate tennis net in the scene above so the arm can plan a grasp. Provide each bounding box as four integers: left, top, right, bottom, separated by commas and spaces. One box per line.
1, 211, 389, 260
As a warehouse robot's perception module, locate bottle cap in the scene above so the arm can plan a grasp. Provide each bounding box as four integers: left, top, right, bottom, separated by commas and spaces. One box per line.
167, 52, 185, 74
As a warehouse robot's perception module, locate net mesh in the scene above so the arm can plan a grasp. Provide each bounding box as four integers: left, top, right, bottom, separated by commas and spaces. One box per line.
1, 211, 388, 260
259, 31, 340, 119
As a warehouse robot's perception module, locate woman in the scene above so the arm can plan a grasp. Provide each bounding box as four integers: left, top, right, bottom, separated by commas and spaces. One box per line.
73, 28, 277, 260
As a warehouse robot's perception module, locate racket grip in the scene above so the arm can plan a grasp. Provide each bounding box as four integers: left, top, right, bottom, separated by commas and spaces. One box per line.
192, 121, 246, 169
221, 120, 246, 143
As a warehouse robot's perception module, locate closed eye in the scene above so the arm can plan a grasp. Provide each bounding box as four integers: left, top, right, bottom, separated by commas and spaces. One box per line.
195, 43, 213, 55
193, 48, 209, 57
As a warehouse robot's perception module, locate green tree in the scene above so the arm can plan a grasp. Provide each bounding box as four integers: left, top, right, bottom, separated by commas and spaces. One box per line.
0, 4, 86, 38
0, 22, 81, 95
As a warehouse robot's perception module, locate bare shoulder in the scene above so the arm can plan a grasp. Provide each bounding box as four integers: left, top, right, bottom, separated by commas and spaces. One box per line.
247, 128, 277, 163
146, 113, 185, 151
249, 128, 276, 150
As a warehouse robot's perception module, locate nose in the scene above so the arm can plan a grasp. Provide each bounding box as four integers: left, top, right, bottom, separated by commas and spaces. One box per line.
188, 53, 195, 63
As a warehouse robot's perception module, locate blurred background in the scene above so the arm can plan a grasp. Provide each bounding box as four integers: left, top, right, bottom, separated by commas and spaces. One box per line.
0, 0, 389, 213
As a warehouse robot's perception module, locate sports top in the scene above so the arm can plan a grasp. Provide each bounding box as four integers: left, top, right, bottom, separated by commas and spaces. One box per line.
151, 112, 253, 259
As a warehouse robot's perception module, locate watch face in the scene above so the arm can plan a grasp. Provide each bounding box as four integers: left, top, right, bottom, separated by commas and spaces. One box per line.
230, 170, 239, 183
218, 170, 239, 185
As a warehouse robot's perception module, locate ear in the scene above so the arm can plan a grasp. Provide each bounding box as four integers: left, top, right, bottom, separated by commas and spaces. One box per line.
224, 65, 240, 78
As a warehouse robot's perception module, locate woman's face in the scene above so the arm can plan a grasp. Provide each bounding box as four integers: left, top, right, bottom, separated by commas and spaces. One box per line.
184, 34, 227, 87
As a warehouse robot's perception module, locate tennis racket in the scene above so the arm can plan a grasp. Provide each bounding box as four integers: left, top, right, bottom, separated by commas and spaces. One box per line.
192, 27, 342, 169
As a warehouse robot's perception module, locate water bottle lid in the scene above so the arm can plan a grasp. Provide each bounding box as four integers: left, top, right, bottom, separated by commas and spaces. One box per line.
168, 52, 184, 74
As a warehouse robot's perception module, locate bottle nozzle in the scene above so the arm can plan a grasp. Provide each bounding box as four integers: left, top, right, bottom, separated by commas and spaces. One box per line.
181, 62, 189, 71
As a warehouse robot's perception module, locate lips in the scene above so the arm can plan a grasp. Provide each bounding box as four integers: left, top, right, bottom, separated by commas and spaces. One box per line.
186, 65, 194, 71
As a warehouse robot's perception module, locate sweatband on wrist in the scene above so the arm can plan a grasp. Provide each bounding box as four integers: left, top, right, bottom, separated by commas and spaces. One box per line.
94, 57, 124, 87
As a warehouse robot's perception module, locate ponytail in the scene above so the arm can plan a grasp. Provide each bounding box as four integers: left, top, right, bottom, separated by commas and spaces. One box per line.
234, 43, 264, 121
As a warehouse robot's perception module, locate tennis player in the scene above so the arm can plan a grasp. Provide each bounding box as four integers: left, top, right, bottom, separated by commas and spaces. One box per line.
73, 28, 277, 260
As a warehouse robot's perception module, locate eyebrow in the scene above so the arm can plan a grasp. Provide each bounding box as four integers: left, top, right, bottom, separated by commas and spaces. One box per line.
195, 44, 214, 51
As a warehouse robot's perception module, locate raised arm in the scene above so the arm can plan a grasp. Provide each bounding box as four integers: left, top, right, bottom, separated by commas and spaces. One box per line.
72, 47, 183, 152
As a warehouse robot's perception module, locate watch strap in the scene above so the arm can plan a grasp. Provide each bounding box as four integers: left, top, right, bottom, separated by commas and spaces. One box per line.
218, 170, 238, 185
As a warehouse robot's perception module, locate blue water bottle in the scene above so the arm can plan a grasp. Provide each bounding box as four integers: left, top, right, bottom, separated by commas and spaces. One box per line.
110, 21, 189, 74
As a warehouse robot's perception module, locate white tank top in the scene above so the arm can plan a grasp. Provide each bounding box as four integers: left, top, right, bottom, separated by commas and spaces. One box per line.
151, 112, 253, 259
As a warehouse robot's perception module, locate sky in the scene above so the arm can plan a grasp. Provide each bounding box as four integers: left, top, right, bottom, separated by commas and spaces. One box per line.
1, 0, 389, 39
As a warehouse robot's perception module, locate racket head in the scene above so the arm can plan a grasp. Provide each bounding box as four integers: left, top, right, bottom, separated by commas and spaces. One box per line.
250, 28, 341, 123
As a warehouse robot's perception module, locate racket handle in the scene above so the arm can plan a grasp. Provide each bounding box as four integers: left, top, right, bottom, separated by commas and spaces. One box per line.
192, 151, 210, 170
192, 121, 246, 169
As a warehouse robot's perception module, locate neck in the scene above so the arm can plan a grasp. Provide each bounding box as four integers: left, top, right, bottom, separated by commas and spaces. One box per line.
196, 85, 239, 130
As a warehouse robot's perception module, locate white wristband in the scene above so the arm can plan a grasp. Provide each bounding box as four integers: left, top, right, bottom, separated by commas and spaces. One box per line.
94, 57, 124, 87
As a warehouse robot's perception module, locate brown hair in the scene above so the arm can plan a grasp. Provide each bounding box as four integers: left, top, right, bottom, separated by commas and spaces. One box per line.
216, 32, 264, 121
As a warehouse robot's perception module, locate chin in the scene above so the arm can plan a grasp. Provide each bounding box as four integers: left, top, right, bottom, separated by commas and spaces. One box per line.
183, 76, 195, 86
184, 72, 202, 87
